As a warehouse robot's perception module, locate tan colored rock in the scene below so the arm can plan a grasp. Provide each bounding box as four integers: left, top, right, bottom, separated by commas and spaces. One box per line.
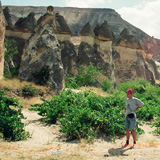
0, 5, 5, 79
113, 46, 156, 84
5, 29, 31, 40
80, 22, 94, 46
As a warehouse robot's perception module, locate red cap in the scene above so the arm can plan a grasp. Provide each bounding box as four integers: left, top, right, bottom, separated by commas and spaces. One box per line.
127, 88, 133, 94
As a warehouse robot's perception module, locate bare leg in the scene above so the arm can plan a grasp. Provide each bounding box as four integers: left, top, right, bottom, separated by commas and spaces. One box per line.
132, 129, 136, 143
126, 129, 130, 141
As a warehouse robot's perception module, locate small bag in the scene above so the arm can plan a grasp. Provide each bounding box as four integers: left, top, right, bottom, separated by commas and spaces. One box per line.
127, 113, 134, 118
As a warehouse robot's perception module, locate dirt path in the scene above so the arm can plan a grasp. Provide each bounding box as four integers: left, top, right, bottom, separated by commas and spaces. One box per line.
0, 109, 160, 160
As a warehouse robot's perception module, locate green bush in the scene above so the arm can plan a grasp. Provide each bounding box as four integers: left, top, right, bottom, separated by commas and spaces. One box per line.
65, 64, 102, 89
65, 73, 79, 89
30, 77, 160, 140
134, 93, 160, 121
30, 89, 144, 141
21, 84, 41, 98
100, 78, 112, 92
0, 88, 29, 141
117, 78, 151, 94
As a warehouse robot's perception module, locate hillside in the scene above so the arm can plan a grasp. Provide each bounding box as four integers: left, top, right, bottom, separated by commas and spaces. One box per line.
4, 6, 148, 39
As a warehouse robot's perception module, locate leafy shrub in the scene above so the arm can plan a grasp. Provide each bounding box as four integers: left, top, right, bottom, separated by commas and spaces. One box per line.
30, 77, 160, 141
100, 78, 112, 92
117, 78, 151, 94
135, 93, 160, 121
30, 89, 143, 141
152, 128, 160, 135
0, 88, 29, 141
65, 64, 102, 89
151, 112, 160, 135
21, 84, 41, 98
65, 73, 79, 89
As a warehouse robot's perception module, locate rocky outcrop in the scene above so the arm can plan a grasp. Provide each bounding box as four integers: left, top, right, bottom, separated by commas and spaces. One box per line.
0, 3, 5, 79
113, 28, 159, 84
55, 13, 71, 41
4, 6, 160, 61
78, 22, 159, 85
60, 40, 77, 75
80, 22, 94, 36
80, 22, 94, 46
2, 5, 160, 86
115, 28, 142, 49
19, 14, 64, 92
143, 37, 160, 61
3, 7, 14, 29
78, 21, 115, 81
94, 21, 114, 41
15, 12, 37, 31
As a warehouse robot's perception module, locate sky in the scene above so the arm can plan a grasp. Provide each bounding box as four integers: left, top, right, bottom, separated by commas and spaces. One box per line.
1, 0, 160, 39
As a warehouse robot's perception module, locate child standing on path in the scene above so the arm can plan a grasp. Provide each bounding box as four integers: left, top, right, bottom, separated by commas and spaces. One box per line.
124, 88, 144, 148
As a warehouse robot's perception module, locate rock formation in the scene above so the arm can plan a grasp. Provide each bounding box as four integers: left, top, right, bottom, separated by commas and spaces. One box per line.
55, 13, 71, 41
15, 12, 37, 31
4, 6, 160, 62
3, 7, 14, 29
80, 22, 94, 46
78, 21, 115, 82
0, 3, 5, 79
60, 40, 77, 75
2, 5, 160, 87
3, 8, 34, 70
78, 22, 159, 85
113, 28, 159, 84
19, 12, 65, 92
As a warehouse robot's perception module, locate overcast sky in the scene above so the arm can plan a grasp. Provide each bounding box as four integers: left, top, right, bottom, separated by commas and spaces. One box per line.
1, 0, 160, 39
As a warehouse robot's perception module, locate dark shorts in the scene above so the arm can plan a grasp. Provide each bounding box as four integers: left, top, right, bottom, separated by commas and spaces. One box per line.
124, 116, 136, 130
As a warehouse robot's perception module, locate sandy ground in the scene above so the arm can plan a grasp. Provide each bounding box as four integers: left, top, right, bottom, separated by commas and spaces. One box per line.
0, 109, 160, 160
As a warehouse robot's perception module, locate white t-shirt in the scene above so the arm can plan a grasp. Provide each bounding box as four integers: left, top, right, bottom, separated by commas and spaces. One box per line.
125, 97, 144, 117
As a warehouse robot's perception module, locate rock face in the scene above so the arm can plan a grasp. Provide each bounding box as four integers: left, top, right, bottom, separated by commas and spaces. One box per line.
3, 7, 14, 29
78, 21, 115, 81
19, 13, 65, 91
78, 22, 159, 85
15, 12, 37, 31
4, 6, 160, 61
2, 5, 160, 87
115, 28, 142, 49
0, 3, 5, 79
55, 13, 71, 41
60, 40, 77, 75
113, 28, 159, 84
